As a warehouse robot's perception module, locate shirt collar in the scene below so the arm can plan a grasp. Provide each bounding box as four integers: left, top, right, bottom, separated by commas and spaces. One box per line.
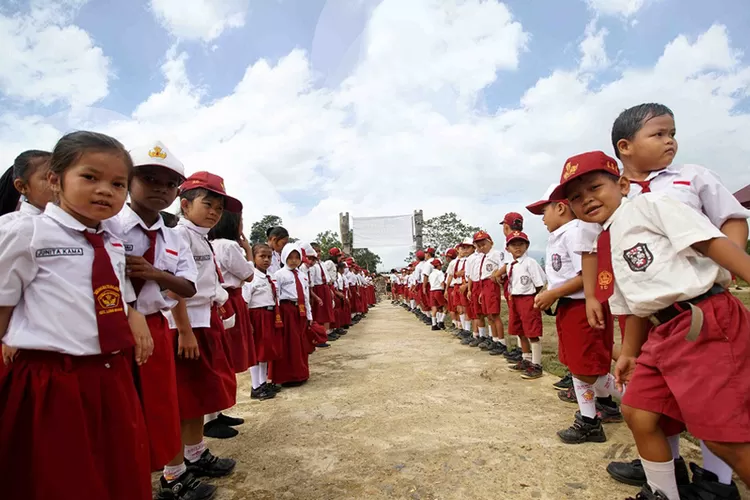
178, 217, 210, 236
19, 201, 43, 216
644, 164, 679, 181
603, 197, 629, 230
44, 203, 113, 235
119, 204, 165, 233
512, 253, 528, 263
551, 219, 577, 237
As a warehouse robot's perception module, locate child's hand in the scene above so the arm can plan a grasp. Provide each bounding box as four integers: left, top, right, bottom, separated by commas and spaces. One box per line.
2, 345, 18, 366
178, 329, 200, 360
585, 297, 606, 329
534, 290, 557, 311
316, 297, 324, 306
133, 325, 154, 366
614, 355, 637, 392
467, 290, 472, 300
126, 255, 162, 281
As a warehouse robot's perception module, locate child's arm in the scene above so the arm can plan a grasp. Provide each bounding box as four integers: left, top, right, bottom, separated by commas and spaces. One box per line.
126, 256, 196, 298
127, 307, 154, 365
0, 306, 16, 365
310, 289, 323, 306
719, 218, 749, 249
534, 275, 583, 311
167, 293, 199, 359
693, 237, 750, 284
614, 315, 650, 390
581, 252, 606, 329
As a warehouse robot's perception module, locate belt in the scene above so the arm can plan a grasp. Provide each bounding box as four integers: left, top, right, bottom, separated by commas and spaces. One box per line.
648, 284, 725, 341
280, 299, 298, 306
544, 297, 585, 317
251, 306, 275, 311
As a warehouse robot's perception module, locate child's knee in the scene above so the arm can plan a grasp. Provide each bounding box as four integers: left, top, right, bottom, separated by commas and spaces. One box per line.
622, 405, 658, 434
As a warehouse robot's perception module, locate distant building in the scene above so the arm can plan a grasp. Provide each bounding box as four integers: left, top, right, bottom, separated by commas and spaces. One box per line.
734, 185, 750, 209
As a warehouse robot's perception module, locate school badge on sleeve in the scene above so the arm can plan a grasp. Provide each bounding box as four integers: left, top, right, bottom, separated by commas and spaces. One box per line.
623, 243, 653, 272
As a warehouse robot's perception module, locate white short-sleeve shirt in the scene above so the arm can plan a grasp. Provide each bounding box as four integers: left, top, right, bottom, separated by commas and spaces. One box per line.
273, 267, 312, 321
242, 269, 277, 308
0, 203, 135, 355
479, 248, 506, 280
508, 253, 547, 295
545, 219, 594, 300
429, 269, 445, 291
466, 253, 482, 282
116, 205, 198, 315
606, 194, 730, 317
211, 239, 254, 289
0, 201, 43, 228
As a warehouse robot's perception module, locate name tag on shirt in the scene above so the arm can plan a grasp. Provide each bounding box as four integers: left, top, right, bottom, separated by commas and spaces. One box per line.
124, 244, 134, 252
35, 247, 84, 258
194, 254, 212, 262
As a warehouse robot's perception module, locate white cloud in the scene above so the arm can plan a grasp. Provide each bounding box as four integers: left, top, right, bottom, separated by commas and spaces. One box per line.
149, 0, 251, 42
3, 0, 750, 270
579, 20, 609, 71
585, 0, 648, 17
0, 1, 110, 107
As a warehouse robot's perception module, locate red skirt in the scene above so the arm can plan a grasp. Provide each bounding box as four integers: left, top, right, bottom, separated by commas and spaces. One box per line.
249, 307, 283, 362
268, 302, 310, 384
335, 292, 350, 327
312, 284, 335, 324
226, 288, 255, 372
0, 350, 151, 500
173, 308, 237, 420
138, 313, 181, 470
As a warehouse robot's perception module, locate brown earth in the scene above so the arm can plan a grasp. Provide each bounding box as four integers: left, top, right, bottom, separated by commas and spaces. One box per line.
161, 301, 747, 500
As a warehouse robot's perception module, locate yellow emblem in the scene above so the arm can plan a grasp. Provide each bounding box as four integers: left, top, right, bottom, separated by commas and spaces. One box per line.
220, 181, 226, 190
94, 285, 123, 314
562, 162, 578, 180
606, 161, 618, 175
148, 146, 167, 159
598, 270, 613, 289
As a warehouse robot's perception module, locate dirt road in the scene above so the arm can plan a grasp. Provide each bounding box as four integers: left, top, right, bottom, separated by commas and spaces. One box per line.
193, 303, 708, 500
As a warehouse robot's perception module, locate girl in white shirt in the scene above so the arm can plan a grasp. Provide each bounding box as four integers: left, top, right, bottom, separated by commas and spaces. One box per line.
266, 226, 290, 274
0, 131, 153, 500
0, 149, 52, 221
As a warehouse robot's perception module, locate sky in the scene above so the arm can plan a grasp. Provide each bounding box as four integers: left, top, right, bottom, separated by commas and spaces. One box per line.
2, 0, 750, 270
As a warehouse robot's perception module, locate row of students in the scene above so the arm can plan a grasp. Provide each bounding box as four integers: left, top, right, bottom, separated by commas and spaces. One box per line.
0, 133, 377, 500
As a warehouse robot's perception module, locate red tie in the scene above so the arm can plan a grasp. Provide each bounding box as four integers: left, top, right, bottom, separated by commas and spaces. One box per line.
82, 232, 134, 353
266, 275, 283, 328
479, 254, 486, 279
631, 179, 651, 193
292, 269, 307, 317
207, 239, 235, 320
506, 260, 517, 295
318, 262, 328, 285
131, 228, 158, 296
595, 229, 615, 302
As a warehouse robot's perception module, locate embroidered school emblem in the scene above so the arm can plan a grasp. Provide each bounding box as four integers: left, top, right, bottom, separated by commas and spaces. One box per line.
551, 253, 562, 272
148, 146, 167, 159
606, 161, 619, 175
520, 276, 530, 286
562, 162, 578, 180
598, 270, 613, 290
485, 262, 494, 272
623, 243, 653, 272
94, 284, 122, 313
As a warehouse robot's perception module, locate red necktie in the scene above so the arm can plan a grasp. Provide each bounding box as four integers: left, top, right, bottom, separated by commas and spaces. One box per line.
631, 179, 651, 193
292, 269, 307, 317
82, 232, 134, 353
207, 239, 235, 320
479, 255, 486, 279
459, 259, 467, 283
318, 262, 328, 284
595, 229, 615, 302
131, 228, 158, 296
266, 275, 283, 328
506, 260, 517, 295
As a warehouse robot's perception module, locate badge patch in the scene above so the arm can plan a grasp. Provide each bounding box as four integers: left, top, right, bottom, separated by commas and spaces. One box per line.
35, 247, 83, 258
520, 276, 530, 286
94, 284, 123, 313
623, 243, 653, 272
124, 244, 134, 252
485, 263, 494, 272
551, 253, 562, 272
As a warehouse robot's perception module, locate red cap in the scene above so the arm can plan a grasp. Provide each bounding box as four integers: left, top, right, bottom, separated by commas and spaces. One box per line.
446, 248, 458, 258
416, 250, 426, 259
526, 183, 568, 215
329, 247, 342, 257
431, 258, 442, 268
506, 231, 529, 244
550, 151, 620, 200
473, 231, 492, 243
179, 171, 243, 212
426, 247, 436, 255
503, 212, 524, 227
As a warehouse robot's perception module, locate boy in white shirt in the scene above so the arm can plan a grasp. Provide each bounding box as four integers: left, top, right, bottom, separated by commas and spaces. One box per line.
473, 231, 508, 354
428, 259, 446, 330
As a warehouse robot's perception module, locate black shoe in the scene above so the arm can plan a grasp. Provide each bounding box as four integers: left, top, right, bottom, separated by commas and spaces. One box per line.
185, 450, 236, 478
504, 349, 523, 363
216, 413, 244, 427
683, 462, 740, 499
327, 333, 339, 341
553, 372, 573, 390
596, 401, 624, 423
158, 471, 217, 500
489, 343, 508, 356
263, 382, 282, 393
478, 339, 492, 350
469, 337, 483, 347
460, 336, 475, 345
438, 322, 446, 330
431, 325, 440, 331
557, 415, 607, 444
251, 385, 276, 400
203, 420, 238, 439
509, 359, 531, 372
625, 484, 670, 500
520, 363, 543, 379
281, 380, 307, 388
607, 456, 689, 487
459, 330, 473, 338
316, 342, 331, 348
558, 386, 577, 404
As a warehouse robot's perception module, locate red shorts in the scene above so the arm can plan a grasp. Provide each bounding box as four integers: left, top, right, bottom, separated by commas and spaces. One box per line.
430, 289, 447, 308
173, 308, 237, 420
471, 283, 483, 318
451, 287, 462, 311
623, 292, 750, 442
0, 350, 151, 500
139, 314, 181, 469
508, 295, 542, 338
480, 279, 502, 316
556, 299, 613, 376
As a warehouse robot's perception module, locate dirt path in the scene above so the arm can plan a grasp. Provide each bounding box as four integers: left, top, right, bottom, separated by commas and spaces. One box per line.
196, 302, 707, 500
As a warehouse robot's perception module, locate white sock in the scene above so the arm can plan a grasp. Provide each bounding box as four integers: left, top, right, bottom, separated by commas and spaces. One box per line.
530, 342, 542, 365
460, 314, 467, 325
640, 457, 680, 500
163, 463, 187, 481
499, 338, 507, 346
411, 300, 415, 309
463, 320, 472, 330
522, 352, 532, 362
593, 373, 624, 399
184, 441, 207, 463
479, 327, 487, 338
204, 412, 219, 424
249, 365, 262, 389
454, 320, 460, 328
432, 316, 437, 326
667, 434, 681, 460
492, 337, 500, 342
573, 377, 597, 418
439, 312, 445, 322
700, 440, 733, 485
488, 324, 494, 336
259, 362, 268, 385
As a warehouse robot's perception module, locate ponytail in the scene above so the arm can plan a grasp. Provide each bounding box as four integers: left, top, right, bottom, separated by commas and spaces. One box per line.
0, 166, 19, 216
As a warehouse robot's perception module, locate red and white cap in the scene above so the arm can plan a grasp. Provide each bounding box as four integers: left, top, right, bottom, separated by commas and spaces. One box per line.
503, 212, 524, 226
130, 140, 185, 180
458, 237, 474, 247
506, 231, 529, 244
473, 231, 492, 243
445, 248, 458, 258
550, 151, 620, 200
329, 247, 342, 257
416, 250, 426, 259
179, 171, 243, 213
431, 258, 442, 268
526, 183, 568, 215
426, 247, 436, 255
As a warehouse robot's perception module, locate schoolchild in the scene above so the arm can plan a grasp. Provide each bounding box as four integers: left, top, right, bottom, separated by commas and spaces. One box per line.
428, 258, 446, 330
0, 149, 52, 221
442, 248, 459, 329
473, 231, 507, 354
266, 226, 290, 274
500, 212, 525, 359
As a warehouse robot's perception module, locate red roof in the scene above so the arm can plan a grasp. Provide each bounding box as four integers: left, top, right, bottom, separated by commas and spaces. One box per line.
734, 185, 750, 209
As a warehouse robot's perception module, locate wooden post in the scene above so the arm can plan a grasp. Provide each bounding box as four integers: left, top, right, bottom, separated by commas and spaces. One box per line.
340, 212, 352, 254
414, 209, 423, 251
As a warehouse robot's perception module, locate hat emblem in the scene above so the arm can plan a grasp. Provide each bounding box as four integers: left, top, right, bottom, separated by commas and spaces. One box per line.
148, 146, 167, 159
562, 162, 578, 180
606, 161, 619, 175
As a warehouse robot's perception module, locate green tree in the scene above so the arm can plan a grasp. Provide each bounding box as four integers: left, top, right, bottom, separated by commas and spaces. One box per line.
249, 215, 283, 244
352, 248, 382, 273
404, 212, 482, 262
315, 230, 343, 256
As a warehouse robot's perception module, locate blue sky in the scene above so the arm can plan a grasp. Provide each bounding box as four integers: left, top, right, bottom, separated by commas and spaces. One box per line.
2, 0, 750, 268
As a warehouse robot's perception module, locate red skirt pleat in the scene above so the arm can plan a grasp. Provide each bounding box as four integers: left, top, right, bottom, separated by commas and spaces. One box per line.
311, 284, 335, 324
249, 307, 283, 362
138, 313, 182, 470
268, 302, 309, 384
173, 308, 237, 419
0, 350, 151, 500
226, 288, 255, 372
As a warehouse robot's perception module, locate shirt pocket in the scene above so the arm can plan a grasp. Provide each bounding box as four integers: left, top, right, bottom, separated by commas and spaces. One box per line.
158, 251, 180, 275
